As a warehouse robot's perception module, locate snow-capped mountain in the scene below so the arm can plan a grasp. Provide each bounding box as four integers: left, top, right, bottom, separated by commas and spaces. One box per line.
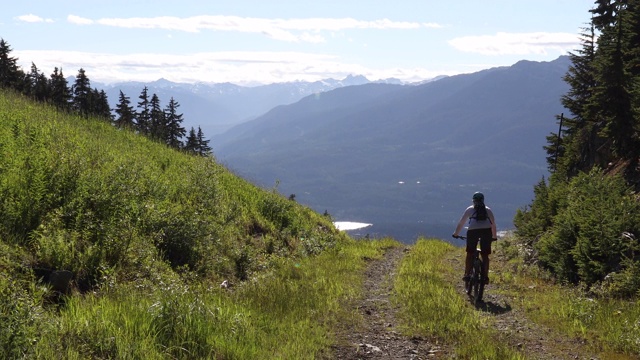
95, 75, 429, 136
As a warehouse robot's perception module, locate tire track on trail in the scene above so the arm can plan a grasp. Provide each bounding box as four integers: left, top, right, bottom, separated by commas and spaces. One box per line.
445, 248, 603, 360
331, 246, 450, 359
331, 242, 609, 360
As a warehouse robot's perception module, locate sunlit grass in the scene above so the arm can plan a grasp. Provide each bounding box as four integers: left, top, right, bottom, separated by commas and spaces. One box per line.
495, 237, 640, 358
393, 238, 526, 359
31, 239, 399, 359
0, 88, 350, 358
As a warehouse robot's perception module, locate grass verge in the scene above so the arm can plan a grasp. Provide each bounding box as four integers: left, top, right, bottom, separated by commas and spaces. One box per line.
393, 238, 525, 359
496, 237, 640, 359
30, 238, 399, 359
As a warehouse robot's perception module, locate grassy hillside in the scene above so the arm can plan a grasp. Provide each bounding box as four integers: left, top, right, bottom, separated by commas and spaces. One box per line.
0, 89, 361, 358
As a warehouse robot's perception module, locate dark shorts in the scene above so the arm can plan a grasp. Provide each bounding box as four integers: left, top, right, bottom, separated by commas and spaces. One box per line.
466, 228, 493, 255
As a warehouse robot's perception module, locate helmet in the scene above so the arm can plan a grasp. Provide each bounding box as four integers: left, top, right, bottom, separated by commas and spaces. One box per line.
472, 192, 484, 202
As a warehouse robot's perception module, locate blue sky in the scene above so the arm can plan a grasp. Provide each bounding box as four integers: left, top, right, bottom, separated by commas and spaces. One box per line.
3, 0, 595, 85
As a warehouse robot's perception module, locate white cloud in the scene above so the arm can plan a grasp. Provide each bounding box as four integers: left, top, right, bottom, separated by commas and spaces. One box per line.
69, 15, 437, 43
67, 15, 94, 25
16, 14, 53, 23
14, 49, 455, 85
449, 32, 580, 56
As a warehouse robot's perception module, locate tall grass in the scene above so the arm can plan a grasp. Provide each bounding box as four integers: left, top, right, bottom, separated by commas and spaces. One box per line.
497, 237, 640, 358
0, 89, 345, 284
0, 88, 352, 358
393, 238, 525, 359
31, 239, 397, 359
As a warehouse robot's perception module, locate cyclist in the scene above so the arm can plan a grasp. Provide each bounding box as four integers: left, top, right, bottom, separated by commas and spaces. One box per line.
452, 191, 497, 284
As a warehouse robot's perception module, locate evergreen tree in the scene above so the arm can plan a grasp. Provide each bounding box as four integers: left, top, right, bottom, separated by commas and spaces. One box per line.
184, 127, 198, 153
196, 126, 212, 156
114, 90, 136, 129
72, 68, 92, 117
545, 25, 601, 177
517, 1, 640, 294
90, 88, 112, 120
0, 39, 22, 89
26, 62, 49, 102
590, 1, 640, 159
49, 67, 71, 111
164, 97, 186, 149
136, 86, 151, 135
148, 93, 165, 141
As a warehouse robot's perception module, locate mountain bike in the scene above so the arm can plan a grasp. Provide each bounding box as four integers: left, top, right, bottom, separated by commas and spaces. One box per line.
453, 235, 488, 304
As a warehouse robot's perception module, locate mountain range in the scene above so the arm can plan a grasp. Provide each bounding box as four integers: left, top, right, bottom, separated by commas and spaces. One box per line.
99, 75, 407, 137
212, 56, 572, 242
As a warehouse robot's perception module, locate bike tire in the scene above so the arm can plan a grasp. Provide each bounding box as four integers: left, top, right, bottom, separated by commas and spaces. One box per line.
477, 279, 485, 303
472, 260, 482, 304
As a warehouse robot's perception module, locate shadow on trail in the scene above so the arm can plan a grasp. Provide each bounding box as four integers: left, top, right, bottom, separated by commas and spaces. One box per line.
473, 300, 512, 315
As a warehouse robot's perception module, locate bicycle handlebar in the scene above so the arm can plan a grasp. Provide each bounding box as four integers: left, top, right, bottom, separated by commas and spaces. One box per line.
452, 234, 498, 241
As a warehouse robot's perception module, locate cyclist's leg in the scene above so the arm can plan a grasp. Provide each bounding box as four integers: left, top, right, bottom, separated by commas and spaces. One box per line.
479, 228, 493, 283
465, 230, 480, 279
464, 252, 473, 280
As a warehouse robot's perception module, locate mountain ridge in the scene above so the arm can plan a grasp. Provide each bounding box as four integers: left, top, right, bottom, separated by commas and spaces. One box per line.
213, 56, 571, 242
97, 74, 436, 137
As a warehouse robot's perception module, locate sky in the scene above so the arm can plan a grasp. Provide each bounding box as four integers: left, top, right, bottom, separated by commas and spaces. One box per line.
2, 0, 596, 85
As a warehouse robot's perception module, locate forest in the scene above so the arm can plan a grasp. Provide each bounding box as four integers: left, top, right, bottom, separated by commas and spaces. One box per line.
515, 0, 640, 297
0, 38, 211, 156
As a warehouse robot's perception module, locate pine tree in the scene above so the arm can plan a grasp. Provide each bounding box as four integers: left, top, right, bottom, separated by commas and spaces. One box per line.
27, 62, 49, 102
196, 126, 212, 156
49, 67, 71, 111
72, 68, 92, 117
114, 90, 136, 129
90, 88, 112, 120
591, 1, 640, 159
184, 127, 198, 153
136, 86, 151, 135
148, 93, 165, 141
0, 39, 22, 89
545, 24, 601, 177
164, 97, 186, 149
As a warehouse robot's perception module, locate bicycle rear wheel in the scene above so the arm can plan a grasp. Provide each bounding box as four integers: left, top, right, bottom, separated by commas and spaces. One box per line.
472, 260, 483, 303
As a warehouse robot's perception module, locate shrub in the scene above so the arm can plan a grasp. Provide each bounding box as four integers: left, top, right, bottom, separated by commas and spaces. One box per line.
536, 168, 640, 293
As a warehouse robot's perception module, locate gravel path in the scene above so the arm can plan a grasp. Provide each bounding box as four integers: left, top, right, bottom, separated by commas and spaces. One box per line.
330, 244, 606, 360
330, 246, 450, 359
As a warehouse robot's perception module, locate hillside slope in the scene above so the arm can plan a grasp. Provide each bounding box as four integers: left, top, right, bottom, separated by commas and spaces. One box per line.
0, 89, 346, 291
214, 57, 571, 241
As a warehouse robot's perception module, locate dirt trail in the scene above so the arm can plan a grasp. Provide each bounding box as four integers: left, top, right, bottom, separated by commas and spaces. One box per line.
331, 246, 451, 359
445, 250, 601, 360
331, 244, 603, 360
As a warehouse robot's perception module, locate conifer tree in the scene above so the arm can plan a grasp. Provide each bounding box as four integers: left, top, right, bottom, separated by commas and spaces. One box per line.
114, 90, 136, 129
72, 68, 92, 117
518, 0, 640, 292
0, 39, 22, 89
90, 88, 112, 120
590, 1, 640, 159
49, 67, 71, 111
164, 97, 186, 149
136, 86, 151, 135
545, 25, 600, 177
196, 126, 212, 156
148, 93, 165, 141
27, 62, 49, 102
184, 127, 198, 153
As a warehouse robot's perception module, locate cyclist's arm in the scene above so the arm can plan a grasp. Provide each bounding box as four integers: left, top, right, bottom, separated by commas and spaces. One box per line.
453, 207, 473, 236
488, 208, 497, 239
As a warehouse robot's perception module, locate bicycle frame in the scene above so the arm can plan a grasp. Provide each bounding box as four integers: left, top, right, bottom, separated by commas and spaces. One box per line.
453, 235, 485, 304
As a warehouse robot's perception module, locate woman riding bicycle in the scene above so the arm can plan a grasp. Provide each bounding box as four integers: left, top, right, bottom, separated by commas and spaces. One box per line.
452, 191, 497, 284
